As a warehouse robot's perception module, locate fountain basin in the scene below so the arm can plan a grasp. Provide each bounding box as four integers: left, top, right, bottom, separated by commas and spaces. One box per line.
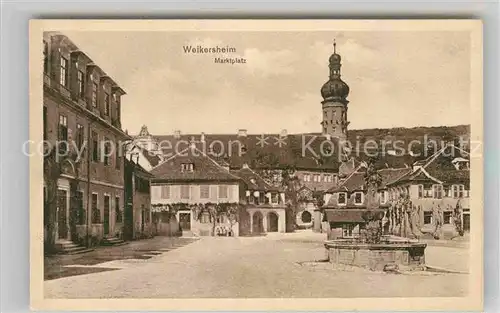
324, 236, 427, 271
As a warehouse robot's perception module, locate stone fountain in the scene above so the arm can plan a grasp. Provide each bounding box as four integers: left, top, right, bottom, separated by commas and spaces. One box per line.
324, 161, 427, 272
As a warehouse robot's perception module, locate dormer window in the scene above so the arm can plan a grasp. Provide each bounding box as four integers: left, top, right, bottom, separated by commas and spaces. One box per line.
181, 163, 194, 172
250, 178, 256, 185
354, 192, 364, 205
338, 192, 347, 205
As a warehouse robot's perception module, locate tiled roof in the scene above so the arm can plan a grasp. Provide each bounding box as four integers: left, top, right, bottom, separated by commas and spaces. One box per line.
231, 167, 281, 192
387, 144, 470, 186
154, 133, 342, 171
125, 158, 154, 179
150, 146, 241, 182
138, 147, 162, 167
378, 168, 413, 187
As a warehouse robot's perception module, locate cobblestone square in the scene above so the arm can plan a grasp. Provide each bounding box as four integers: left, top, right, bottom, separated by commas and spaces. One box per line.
45, 233, 469, 298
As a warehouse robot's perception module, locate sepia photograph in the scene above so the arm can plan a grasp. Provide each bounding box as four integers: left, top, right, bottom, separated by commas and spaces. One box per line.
29, 20, 483, 311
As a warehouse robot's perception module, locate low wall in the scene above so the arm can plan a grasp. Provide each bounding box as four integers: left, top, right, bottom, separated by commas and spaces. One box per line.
325, 239, 427, 271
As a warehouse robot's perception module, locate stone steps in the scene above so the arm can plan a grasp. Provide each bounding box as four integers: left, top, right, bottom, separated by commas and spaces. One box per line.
56, 240, 94, 255
101, 237, 128, 246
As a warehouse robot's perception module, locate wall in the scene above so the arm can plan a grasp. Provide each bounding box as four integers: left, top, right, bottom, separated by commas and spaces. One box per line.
151, 183, 240, 204
246, 207, 286, 233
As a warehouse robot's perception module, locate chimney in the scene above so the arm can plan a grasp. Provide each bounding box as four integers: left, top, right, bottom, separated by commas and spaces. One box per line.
200, 132, 205, 142
280, 129, 287, 137
174, 130, 181, 139
237, 129, 247, 137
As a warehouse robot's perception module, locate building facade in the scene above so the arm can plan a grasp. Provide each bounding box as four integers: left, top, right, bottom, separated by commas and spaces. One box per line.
150, 145, 243, 237
124, 158, 154, 240
43, 32, 129, 250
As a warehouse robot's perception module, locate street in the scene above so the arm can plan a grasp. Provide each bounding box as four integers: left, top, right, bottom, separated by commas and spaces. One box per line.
44, 232, 469, 298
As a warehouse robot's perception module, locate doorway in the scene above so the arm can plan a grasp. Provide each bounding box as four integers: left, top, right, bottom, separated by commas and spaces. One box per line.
103, 195, 110, 235
252, 211, 264, 234
57, 189, 68, 239
179, 212, 191, 231
267, 212, 279, 232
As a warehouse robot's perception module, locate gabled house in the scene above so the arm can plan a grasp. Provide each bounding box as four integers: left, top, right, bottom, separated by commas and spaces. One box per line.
231, 164, 286, 234
386, 144, 471, 232
321, 165, 411, 239
149, 145, 243, 236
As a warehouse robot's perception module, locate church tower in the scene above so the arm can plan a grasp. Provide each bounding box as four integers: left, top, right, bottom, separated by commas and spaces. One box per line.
320, 40, 350, 141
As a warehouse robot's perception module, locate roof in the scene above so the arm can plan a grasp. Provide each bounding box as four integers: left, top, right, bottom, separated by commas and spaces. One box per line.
136, 124, 470, 171
231, 166, 281, 192
387, 144, 470, 186
322, 209, 385, 223
139, 148, 162, 167
150, 146, 241, 182
125, 158, 154, 179
153, 133, 342, 171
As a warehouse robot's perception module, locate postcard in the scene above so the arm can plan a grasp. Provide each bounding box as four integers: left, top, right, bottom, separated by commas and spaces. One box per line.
29, 19, 483, 311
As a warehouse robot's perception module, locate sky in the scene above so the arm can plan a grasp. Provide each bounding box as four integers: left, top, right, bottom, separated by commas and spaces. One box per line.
63, 30, 471, 135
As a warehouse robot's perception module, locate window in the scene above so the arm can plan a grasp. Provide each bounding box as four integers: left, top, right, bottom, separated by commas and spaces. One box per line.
424, 212, 432, 225
200, 185, 210, 199
417, 185, 424, 198
91, 131, 98, 162
303, 174, 310, 182
443, 211, 452, 224
452, 185, 465, 198
380, 191, 387, 204
77, 70, 85, 98
58, 114, 68, 154
115, 142, 121, 169
59, 56, 68, 87
91, 193, 100, 223
181, 163, 194, 172
342, 224, 354, 238
433, 184, 443, 199
338, 192, 347, 205
103, 138, 111, 166
324, 174, 332, 183
161, 185, 170, 199
271, 193, 279, 204
180, 185, 190, 199
91, 82, 98, 107
200, 212, 210, 224
259, 192, 266, 204
313, 174, 320, 182
104, 93, 110, 115
115, 197, 122, 222
218, 185, 228, 199
75, 124, 84, 151
43, 106, 48, 141
76, 191, 85, 225
43, 41, 48, 74
354, 192, 363, 205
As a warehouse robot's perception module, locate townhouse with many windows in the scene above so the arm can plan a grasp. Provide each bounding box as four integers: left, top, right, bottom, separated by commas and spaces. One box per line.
43, 32, 130, 252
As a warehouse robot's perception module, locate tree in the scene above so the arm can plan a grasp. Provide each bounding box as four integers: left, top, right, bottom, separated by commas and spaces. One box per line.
280, 166, 301, 232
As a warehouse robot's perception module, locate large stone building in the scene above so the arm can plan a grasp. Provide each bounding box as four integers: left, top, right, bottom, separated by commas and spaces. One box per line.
134, 41, 471, 238
43, 32, 129, 251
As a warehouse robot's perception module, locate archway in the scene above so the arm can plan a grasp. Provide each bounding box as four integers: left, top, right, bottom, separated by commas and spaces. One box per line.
301, 211, 312, 223
239, 211, 251, 236
267, 212, 279, 232
252, 211, 264, 234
